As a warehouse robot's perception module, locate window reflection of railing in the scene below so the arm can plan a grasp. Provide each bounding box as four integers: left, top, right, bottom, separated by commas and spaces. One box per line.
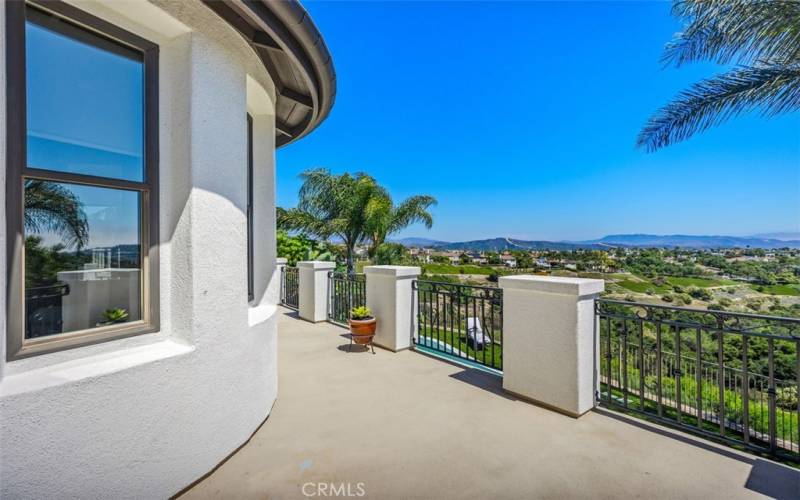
25, 283, 70, 338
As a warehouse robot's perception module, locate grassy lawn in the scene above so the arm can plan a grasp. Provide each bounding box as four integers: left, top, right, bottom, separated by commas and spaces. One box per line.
418, 326, 502, 369
616, 279, 669, 294
615, 275, 737, 295
750, 284, 800, 296
422, 263, 494, 275
665, 276, 735, 288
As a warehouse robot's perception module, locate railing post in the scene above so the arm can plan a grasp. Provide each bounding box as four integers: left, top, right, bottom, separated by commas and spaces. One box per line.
298, 261, 336, 322
364, 265, 421, 352
274, 257, 287, 304
498, 275, 604, 417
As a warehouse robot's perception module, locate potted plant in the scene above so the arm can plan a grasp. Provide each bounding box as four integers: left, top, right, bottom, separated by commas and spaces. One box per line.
98, 308, 129, 326
349, 305, 376, 352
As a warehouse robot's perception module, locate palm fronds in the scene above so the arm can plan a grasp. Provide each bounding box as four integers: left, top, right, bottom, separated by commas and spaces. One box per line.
639, 0, 800, 151
24, 180, 89, 248
638, 63, 800, 151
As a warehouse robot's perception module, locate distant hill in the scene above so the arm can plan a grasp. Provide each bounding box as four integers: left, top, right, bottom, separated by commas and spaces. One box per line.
392, 237, 450, 247
582, 234, 800, 249
750, 232, 800, 241
432, 237, 602, 252
395, 234, 800, 250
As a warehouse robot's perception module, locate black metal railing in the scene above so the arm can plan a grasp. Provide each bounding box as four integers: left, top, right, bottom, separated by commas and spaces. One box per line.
25, 283, 70, 338
596, 299, 800, 462
280, 266, 299, 309
413, 280, 503, 370
328, 272, 366, 325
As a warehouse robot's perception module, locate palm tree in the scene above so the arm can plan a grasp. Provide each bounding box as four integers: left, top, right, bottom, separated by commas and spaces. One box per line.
279, 169, 389, 272
24, 180, 88, 248
364, 194, 436, 260
638, 0, 800, 151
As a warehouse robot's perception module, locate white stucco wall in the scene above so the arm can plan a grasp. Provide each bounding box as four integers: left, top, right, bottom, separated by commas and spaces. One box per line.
0, 1, 280, 497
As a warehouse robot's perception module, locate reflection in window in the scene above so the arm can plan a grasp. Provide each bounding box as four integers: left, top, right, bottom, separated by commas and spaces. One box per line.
26, 18, 144, 181
24, 181, 141, 338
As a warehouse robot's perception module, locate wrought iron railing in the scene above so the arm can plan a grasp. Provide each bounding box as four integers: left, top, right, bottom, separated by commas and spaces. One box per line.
328, 272, 366, 325
280, 266, 299, 309
596, 299, 800, 461
25, 283, 69, 338
413, 280, 503, 370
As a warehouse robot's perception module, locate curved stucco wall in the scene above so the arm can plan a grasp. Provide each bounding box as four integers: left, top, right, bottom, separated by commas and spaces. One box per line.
0, 1, 280, 497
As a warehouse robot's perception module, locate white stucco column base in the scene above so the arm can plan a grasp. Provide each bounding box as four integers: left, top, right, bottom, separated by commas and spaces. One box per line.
498, 276, 604, 417
276, 257, 288, 275
364, 266, 421, 352
298, 261, 335, 322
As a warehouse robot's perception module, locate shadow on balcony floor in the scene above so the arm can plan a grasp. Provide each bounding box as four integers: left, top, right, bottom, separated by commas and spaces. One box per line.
181, 307, 797, 499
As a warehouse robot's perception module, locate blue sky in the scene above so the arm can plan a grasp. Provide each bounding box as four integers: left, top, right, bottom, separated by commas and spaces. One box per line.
276, 1, 800, 242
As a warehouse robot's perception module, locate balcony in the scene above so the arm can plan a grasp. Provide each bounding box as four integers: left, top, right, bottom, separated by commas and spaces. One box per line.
181, 308, 798, 499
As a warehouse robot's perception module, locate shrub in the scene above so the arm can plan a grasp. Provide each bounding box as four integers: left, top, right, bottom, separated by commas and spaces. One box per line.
661, 294, 674, 303
777, 386, 798, 410
350, 306, 372, 320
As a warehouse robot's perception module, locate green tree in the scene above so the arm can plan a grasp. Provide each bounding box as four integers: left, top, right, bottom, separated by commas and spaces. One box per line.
279, 169, 388, 272
638, 0, 800, 151
374, 242, 408, 265
364, 193, 436, 259
276, 231, 335, 265
24, 180, 88, 248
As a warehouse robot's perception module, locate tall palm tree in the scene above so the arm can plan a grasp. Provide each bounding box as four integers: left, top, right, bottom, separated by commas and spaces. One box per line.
24, 180, 88, 248
279, 169, 390, 272
638, 0, 800, 151
364, 194, 436, 260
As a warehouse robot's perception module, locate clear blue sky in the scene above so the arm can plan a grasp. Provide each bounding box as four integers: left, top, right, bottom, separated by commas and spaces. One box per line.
277, 1, 799, 242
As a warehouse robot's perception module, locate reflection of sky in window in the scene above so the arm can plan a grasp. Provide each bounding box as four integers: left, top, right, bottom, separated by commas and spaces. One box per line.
34, 183, 141, 250
26, 21, 143, 181
26, 20, 143, 249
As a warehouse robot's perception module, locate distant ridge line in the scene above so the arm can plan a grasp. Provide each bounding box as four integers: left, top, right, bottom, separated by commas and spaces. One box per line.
391, 234, 800, 251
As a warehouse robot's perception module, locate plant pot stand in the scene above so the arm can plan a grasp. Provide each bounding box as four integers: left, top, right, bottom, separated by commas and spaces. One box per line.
349, 333, 375, 354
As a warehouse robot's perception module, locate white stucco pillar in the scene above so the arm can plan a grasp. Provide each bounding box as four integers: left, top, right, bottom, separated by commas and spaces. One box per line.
298, 261, 335, 322
276, 257, 287, 274
498, 276, 604, 417
364, 266, 421, 352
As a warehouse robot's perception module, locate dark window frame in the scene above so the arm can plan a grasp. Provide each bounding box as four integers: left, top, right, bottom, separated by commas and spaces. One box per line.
246, 114, 254, 302
5, 0, 160, 360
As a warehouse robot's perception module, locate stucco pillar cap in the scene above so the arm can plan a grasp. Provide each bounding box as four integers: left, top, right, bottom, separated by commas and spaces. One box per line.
276, 257, 288, 265
498, 275, 604, 297
363, 265, 421, 278
297, 261, 336, 270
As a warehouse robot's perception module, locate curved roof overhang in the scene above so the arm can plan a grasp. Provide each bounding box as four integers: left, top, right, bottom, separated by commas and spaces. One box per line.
203, 0, 336, 148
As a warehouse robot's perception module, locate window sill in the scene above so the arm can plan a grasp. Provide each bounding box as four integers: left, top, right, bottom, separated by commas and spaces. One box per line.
0, 339, 194, 398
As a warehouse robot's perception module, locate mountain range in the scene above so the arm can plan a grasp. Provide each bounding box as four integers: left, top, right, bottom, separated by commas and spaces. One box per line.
392, 234, 800, 251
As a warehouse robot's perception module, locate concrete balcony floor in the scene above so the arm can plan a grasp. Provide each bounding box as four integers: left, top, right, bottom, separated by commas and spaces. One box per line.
182, 308, 798, 499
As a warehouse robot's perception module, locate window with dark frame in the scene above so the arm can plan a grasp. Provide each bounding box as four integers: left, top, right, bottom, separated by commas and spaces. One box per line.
5, 1, 159, 360
247, 114, 254, 302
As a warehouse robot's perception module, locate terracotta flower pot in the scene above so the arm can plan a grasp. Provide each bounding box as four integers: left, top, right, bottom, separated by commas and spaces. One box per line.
349, 317, 376, 344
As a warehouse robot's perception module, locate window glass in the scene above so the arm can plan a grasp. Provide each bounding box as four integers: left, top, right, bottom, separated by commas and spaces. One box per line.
25, 19, 144, 181
24, 181, 142, 338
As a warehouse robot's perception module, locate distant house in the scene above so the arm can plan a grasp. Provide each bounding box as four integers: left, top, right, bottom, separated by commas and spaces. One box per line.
500, 254, 517, 267
469, 253, 487, 265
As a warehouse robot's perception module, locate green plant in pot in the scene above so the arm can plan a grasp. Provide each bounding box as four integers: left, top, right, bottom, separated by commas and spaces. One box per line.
349, 305, 376, 352
99, 308, 129, 326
